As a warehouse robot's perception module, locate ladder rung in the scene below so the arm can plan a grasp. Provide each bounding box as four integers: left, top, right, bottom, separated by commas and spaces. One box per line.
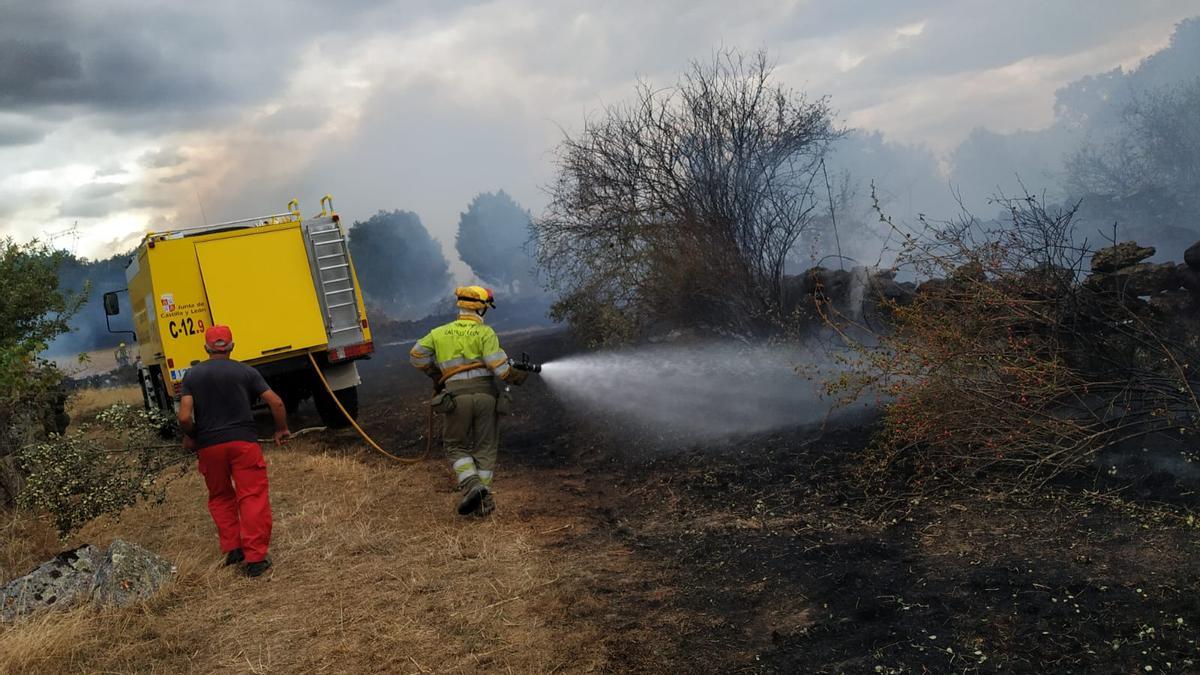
330, 326, 361, 334
323, 275, 350, 283
324, 288, 352, 296
317, 252, 344, 260
327, 301, 355, 309
314, 237, 345, 245
319, 263, 349, 271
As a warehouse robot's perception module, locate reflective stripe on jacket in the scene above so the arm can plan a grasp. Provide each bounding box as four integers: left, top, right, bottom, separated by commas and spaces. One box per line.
409, 313, 513, 383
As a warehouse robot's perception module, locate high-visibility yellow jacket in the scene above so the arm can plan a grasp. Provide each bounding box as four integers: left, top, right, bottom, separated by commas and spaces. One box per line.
409, 313, 513, 383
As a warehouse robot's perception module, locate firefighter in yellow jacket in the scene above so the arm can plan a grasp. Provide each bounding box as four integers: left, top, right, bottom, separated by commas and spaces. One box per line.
410, 286, 527, 516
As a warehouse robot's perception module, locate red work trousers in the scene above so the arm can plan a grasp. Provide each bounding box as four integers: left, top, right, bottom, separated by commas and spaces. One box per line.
197, 440, 272, 563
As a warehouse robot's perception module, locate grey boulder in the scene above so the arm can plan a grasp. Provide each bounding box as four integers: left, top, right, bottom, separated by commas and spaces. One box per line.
1091, 242, 1156, 273
0, 539, 174, 622
0, 544, 104, 622
1186, 240, 1200, 270
90, 539, 175, 608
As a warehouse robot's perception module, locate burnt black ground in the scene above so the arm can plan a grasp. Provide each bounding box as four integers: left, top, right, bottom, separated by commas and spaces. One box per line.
332, 329, 1200, 674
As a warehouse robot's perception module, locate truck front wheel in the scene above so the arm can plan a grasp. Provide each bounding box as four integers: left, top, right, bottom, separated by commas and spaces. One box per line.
314, 385, 358, 428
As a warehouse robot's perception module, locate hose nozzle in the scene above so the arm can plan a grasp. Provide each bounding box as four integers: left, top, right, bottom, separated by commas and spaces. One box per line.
510, 352, 542, 374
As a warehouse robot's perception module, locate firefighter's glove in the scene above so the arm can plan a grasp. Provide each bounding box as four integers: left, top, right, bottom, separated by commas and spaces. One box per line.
508, 368, 530, 386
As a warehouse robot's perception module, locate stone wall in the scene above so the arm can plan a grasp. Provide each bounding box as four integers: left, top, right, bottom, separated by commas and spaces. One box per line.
792, 239, 1200, 324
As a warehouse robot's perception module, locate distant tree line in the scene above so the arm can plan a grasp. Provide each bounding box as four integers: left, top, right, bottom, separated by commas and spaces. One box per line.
347, 191, 543, 324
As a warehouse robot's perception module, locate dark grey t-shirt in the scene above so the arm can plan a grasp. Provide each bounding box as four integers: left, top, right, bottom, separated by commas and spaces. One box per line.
180, 359, 270, 449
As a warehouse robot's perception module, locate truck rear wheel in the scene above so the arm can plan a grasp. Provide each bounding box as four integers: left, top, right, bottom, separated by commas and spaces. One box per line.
314, 385, 358, 428
277, 387, 305, 416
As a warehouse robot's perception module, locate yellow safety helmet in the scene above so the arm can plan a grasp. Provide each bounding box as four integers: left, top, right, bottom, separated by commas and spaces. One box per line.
119, 342, 126, 347
455, 285, 496, 311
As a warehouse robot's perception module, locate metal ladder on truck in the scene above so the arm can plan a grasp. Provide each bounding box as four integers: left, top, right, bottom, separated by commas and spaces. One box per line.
301, 199, 365, 350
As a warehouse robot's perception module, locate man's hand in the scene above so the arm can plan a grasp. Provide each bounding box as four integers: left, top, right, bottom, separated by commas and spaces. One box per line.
261, 389, 290, 445
182, 435, 196, 451
508, 368, 529, 386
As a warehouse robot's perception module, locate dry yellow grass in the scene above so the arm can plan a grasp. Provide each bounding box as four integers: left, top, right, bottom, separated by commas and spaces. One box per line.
0, 436, 609, 673
68, 385, 144, 421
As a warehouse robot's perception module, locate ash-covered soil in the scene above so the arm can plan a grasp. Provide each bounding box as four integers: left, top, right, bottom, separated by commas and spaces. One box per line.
351, 330, 1200, 673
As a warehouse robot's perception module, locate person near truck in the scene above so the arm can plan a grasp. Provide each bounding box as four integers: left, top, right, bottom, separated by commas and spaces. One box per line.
177, 324, 291, 577
114, 342, 130, 368
409, 286, 527, 517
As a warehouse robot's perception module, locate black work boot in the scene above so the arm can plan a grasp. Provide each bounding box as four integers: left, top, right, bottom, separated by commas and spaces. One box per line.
457, 483, 487, 516
244, 558, 272, 577
478, 491, 496, 517
224, 548, 245, 566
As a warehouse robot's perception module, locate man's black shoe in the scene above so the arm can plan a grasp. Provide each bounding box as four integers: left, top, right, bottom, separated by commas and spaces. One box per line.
478, 491, 496, 517
457, 484, 487, 516
244, 558, 272, 577
224, 548, 245, 566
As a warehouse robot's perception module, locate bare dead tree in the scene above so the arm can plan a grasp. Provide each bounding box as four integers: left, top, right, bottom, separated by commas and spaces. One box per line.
534, 49, 841, 343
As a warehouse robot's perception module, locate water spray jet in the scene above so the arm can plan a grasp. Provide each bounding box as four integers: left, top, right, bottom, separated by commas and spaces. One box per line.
532, 341, 852, 444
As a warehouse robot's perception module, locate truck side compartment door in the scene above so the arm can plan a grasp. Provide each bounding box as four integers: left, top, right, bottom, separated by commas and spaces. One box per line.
195, 228, 328, 358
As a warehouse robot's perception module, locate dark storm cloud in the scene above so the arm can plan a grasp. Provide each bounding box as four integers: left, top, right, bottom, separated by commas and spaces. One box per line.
58, 182, 125, 218
255, 104, 331, 133
0, 2, 276, 128
93, 164, 127, 178
0, 34, 224, 114
0, 0, 480, 132
157, 169, 201, 185
0, 116, 47, 146
771, 0, 935, 40
138, 148, 186, 169
0, 39, 82, 99
783, 0, 1200, 90
126, 193, 174, 209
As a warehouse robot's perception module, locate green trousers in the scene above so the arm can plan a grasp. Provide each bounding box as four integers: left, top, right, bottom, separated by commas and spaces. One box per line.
442, 389, 498, 491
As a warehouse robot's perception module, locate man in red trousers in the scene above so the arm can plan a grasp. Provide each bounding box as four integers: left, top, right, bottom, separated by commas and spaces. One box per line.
178, 325, 290, 577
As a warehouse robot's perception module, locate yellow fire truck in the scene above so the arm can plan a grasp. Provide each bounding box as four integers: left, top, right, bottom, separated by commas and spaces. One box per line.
103, 196, 373, 427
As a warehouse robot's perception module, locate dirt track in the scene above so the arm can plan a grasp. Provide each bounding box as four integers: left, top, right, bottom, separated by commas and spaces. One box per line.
3, 331, 1199, 673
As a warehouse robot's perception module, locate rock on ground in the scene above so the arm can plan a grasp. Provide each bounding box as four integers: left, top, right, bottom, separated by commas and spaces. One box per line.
1186, 240, 1200, 270
1, 540, 174, 622
90, 539, 175, 607
1091, 242, 1156, 273
0, 545, 104, 622
1179, 263, 1200, 294
1113, 262, 1182, 296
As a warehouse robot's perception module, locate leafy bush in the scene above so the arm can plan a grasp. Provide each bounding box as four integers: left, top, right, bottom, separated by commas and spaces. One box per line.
16, 404, 188, 536
0, 239, 84, 504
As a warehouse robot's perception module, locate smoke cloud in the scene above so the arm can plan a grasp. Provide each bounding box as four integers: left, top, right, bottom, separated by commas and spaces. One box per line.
808, 17, 1200, 270
46, 252, 132, 357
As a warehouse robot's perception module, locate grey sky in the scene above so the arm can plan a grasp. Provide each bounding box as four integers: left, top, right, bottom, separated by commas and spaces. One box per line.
0, 0, 1195, 269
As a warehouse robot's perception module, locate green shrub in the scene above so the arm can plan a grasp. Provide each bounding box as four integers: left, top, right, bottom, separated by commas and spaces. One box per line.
16, 404, 189, 537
